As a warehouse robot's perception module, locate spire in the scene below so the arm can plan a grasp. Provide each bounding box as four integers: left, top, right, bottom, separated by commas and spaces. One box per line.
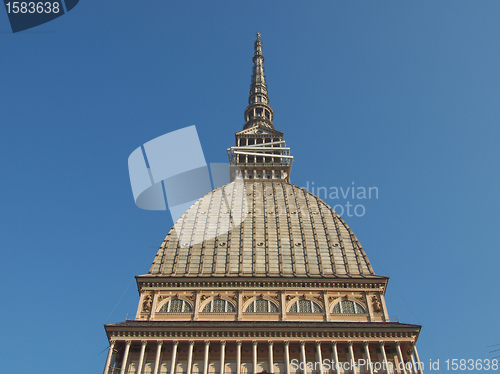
244, 33, 274, 130
227, 33, 293, 182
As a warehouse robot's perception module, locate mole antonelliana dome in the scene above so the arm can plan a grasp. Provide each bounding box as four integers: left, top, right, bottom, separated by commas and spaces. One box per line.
149, 180, 375, 278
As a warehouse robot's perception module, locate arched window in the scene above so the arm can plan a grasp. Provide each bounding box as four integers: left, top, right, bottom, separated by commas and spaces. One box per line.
202, 298, 236, 313
159, 299, 192, 313
245, 299, 279, 313
332, 300, 367, 314
289, 299, 322, 313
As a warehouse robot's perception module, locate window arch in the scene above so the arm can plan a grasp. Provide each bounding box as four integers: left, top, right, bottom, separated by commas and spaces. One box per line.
159, 298, 193, 313
289, 299, 322, 313
245, 299, 279, 313
332, 300, 367, 314
202, 298, 236, 313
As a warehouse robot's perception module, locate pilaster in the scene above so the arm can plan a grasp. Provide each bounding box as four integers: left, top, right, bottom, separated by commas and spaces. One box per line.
322, 291, 331, 321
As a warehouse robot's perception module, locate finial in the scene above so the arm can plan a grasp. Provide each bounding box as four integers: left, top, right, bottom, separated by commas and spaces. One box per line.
256, 32, 261, 40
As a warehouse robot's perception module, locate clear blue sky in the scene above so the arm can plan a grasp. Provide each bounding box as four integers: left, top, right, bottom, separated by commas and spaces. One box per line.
1, 1, 499, 373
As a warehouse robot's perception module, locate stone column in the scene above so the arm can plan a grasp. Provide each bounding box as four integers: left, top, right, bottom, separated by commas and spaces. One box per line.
284, 341, 290, 374
187, 341, 195, 374
170, 340, 179, 374
300, 341, 307, 374
137, 340, 147, 374
236, 341, 242, 374
268, 341, 274, 373
395, 342, 407, 374
331, 342, 339, 374
103, 340, 116, 374
363, 341, 373, 374
410, 353, 418, 374
379, 342, 388, 374
220, 341, 226, 374
412, 344, 424, 374
315, 341, 323, 374
153, 340, 163, 374
203, 340, 211, 374
347, 341, 357, 374
252, 341, 258, 374
120, 341, 132, 374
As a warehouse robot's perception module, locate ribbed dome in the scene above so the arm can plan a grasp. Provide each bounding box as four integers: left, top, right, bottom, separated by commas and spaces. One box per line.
149, 180, 376, 278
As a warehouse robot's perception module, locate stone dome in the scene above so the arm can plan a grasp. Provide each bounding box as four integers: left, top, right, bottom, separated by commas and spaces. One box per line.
149, 180, 376, 278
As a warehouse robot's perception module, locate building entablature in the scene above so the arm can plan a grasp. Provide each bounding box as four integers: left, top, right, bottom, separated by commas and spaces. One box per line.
136, 274, 389, 294
235, 126, 283, 138
105, 320, 421, 342
135, 276, 389, 292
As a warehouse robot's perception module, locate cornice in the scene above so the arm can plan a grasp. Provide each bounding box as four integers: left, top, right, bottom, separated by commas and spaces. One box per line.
135, 276, 389, 293
105, 321, 420, 342
235, 125, 283, 136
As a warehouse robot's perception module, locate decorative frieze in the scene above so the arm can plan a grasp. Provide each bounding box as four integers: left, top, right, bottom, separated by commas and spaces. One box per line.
269, 293, 280, 303
227, 293, 238, 303
107, 326, 419, 341
311, 295, 323, 305
355, 295, 365, 304
136, 279, 388, 291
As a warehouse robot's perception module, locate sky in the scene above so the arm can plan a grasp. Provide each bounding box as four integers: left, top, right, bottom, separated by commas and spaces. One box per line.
1, 1, 500, 373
